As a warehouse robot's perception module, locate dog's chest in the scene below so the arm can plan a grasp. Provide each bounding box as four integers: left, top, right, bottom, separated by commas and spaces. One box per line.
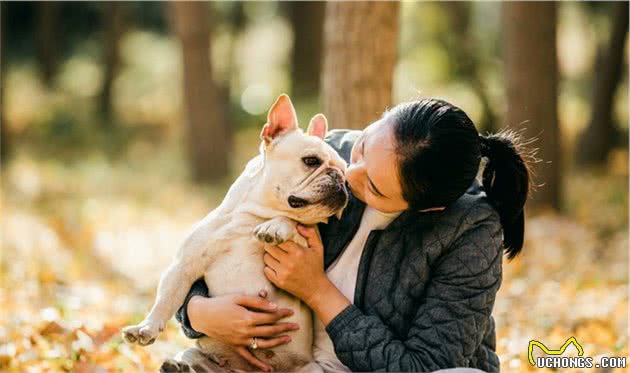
203, 235, 270, 297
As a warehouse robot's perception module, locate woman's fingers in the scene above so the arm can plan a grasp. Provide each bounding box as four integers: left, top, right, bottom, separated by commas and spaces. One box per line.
252, 335, 292, 349
277, 240, 302, 254
263, 252, 281, 270
235, 295, 277, 312
251, 322, 299, 337
250, 308, 293, 325
297, 224, 323, 251
235, 346, 272, 372
264, 244, 289, 260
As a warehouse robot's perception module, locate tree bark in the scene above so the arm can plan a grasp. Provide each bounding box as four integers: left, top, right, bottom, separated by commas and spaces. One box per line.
442, 2, 497, 132
288, 1, 325, 99
502, 2, 561, 210
321, 2, 400, 129
171, 1, 231, 182
1, 1, 8, 162
100, 1, 125, 123
36, 2, 58, 87
575, 2, 628, 166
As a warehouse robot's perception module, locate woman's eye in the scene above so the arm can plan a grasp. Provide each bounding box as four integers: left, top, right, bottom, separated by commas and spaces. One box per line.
302, 156, 322, 167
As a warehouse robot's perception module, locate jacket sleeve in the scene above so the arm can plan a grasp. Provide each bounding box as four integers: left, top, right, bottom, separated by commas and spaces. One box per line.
325, 215, 503, 371
175, 278, 210, 339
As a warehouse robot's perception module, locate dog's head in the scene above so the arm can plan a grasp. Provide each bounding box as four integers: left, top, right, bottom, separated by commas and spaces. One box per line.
255, 94, 348, 224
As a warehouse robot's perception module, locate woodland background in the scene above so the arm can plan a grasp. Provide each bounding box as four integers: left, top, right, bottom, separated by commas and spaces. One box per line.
0, 1, 628, 372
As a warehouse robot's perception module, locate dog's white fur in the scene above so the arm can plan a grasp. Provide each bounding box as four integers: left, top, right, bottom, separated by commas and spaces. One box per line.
122, 95, 347, 372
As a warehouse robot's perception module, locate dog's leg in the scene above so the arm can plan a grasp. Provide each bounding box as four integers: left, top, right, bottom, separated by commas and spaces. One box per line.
123, 257, 206, 345
123, 226, 212, 345
296, 362, 324, 373
254, 216, 299, 245
254, 216, 312, 248
161, 348, 232, 373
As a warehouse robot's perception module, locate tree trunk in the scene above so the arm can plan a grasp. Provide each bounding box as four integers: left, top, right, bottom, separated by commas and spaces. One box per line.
502, 2, 561, 210
321, 2, 400, 129
171, 1, 231, 182
288, 1, 325, 99
1, 1, 8, 162
100, 1, 125, 123
442, 2, 497, 132
575, 2, 628, 166
36, 2, 58, 87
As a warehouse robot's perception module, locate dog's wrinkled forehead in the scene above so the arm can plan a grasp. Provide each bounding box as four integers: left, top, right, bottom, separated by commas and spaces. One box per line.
260, 94, 346, 172
270, 132, 344, 169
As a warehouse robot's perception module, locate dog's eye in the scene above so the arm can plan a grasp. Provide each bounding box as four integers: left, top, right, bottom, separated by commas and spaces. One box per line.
302, 156, 322, 167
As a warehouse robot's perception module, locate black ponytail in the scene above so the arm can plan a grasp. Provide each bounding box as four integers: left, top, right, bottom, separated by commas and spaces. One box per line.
388, 99, 533, 261
479, 131, 531, 259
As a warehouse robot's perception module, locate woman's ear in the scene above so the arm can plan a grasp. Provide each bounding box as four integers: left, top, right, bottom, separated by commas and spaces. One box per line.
307, 113, 328, 140
261, 94, 298, 145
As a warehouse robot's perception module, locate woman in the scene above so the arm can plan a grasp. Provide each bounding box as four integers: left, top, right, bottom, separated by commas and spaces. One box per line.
174, 99, 530, 372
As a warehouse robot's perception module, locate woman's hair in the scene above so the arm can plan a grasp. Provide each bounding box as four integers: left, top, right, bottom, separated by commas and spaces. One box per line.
386, 98, 531, 259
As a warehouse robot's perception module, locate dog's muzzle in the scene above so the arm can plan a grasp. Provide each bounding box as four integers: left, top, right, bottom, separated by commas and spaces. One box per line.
288, 195, 309, 208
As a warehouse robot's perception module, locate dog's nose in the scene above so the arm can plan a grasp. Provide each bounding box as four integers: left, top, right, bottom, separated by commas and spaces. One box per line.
326, 169, 344, 185
288, 195, 309, 208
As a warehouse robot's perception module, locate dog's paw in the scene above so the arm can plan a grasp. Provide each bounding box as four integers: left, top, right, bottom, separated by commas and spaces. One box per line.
160, 358, 192, 372
254, 219, 294, 245
122, 320, 162, 346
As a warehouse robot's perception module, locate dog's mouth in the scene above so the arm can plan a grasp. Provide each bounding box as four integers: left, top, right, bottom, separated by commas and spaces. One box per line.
287, 168, 348, 217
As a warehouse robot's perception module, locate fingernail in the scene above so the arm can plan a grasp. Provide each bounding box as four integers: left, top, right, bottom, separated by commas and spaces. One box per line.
269, 302, 277, 309
292, 325, 300, 330
286, 336, 292, 342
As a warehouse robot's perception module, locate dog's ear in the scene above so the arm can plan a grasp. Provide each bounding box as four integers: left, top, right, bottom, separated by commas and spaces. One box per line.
307, 113, 328, 140
261, 94, 298, 145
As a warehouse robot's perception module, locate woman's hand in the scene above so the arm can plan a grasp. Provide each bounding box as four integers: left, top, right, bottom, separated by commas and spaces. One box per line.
262, 225, 328, 305
187, 291, 299, 372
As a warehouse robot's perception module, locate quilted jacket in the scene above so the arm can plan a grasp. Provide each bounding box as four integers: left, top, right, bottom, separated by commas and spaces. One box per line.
176, 130, 503, 372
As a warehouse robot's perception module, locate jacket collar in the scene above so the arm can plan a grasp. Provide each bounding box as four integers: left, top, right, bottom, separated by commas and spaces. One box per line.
318, 180, 484, 268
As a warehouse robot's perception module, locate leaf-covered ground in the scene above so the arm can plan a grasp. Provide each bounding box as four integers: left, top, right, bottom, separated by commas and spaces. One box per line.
1, 132, 627, 372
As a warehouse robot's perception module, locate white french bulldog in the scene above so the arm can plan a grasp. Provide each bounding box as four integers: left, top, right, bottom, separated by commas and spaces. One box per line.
122, 94, 348, 372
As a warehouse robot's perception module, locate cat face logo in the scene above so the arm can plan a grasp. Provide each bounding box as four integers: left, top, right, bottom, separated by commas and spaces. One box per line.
528, 336, 584, 366
527, 336, 627, 370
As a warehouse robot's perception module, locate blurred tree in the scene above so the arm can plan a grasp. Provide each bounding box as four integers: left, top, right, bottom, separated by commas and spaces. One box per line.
288, 1, 324, 99
321, 2, 399, 129
171, 1, 231, 181
440, 2, 497, 132
36, 2, 58, 87
575, 2, 628, 166
100, 1, 126, 123
211, 2, 244, 130
1, 1, 8, 162
503, 2, 561, 210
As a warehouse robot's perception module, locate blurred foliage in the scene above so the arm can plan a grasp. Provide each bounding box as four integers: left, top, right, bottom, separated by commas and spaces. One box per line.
0, 1, 628, 372
1, 129, 627, 372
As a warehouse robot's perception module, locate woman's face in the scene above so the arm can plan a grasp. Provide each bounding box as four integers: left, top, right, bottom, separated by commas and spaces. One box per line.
347, 119, 409, 213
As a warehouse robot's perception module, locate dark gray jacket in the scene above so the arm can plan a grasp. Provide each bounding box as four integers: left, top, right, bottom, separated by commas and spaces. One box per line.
177, 130, 503, 372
